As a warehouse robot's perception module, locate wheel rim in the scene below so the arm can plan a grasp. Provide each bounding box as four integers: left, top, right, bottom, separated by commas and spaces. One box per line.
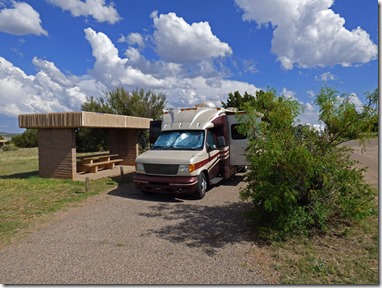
201, 176, 207, 192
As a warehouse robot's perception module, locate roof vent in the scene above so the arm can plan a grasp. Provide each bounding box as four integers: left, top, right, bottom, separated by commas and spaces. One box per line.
195, 102, 216, 108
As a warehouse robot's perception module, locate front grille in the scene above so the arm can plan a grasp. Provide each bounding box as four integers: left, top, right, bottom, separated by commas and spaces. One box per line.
144, 164, 179, 175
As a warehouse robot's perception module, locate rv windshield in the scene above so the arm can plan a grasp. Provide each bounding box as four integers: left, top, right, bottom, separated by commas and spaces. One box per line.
152, 130, 204, 150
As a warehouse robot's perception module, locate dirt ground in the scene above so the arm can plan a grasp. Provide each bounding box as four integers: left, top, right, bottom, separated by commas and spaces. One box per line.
343, 137, 379, 187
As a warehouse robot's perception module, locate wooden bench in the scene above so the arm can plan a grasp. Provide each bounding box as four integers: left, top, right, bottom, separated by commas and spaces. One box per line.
77, 153, 123, 173
82, 158, 123, 173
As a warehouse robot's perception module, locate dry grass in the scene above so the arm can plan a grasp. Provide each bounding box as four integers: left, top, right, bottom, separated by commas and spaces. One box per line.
271, 213, 378, 284
0, 147, 120, 248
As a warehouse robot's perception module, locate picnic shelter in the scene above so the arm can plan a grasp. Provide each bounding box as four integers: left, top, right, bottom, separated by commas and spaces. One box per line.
18, 112, 152, 180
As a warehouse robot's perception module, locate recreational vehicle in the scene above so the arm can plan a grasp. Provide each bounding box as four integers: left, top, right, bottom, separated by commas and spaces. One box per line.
134, 102, 249, 199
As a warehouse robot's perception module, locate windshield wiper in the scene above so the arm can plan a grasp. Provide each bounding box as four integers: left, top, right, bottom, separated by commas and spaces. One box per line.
189, 147, 202, 150
172, 146, 202, 150
151, 146, 171, 150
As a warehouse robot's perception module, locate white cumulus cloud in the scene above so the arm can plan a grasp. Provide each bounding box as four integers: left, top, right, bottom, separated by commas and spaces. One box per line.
316, 72, 338, 82
161, 76, 259, 108
281, 87, 297, 100
0, 1, 47, 36
297, 102, 321, 125
83, 27, 258, 106
0, 21, 259, 122
84, 27, 166, 89
279, 88, 321, 124
235, 0, 377, 69
348, 92, 363, 112
0, 57, 93, 116
118, 32, 145, 49
151, 11, 232, 63
48, 0, 121, 24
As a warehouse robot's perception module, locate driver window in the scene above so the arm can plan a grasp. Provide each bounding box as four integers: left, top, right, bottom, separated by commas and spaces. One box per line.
207, 130, 217, 150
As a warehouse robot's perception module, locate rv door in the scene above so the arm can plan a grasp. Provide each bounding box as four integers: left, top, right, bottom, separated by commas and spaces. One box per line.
227, 114, 248, 166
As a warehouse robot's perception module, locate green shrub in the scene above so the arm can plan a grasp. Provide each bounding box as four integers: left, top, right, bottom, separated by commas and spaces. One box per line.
241, 128, 375, 240
76, 128, 109, 152
1, 144, 18, 152
12, 129, 38, 148
231, 87, 377, 240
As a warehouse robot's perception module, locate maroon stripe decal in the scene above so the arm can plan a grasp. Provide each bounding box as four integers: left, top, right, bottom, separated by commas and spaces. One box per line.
194, 152, 219, 170
193, 148, 230, 170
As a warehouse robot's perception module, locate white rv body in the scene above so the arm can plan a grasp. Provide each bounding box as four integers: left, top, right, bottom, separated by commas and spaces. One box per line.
134, 102, 248, 199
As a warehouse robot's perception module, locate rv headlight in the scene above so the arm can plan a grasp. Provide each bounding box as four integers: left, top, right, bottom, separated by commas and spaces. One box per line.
179, 164, 196, 173
135, 163, 144, 172
178, 164, 189, 173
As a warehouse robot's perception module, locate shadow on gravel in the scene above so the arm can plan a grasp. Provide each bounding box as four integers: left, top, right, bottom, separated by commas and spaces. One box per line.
139, 201, 256, 256
108, 174, 246, 203
107, 174, 261, 256
215, 174, 245, 187
107, 181, 188, 203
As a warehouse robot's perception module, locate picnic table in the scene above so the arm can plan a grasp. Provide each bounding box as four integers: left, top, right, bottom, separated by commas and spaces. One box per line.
77, 153, 123, 173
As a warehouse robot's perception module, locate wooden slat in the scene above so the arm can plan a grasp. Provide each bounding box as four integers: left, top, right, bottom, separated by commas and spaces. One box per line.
81, 159, 123, 173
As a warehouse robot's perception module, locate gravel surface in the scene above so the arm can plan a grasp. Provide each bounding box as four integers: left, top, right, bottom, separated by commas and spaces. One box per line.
1, 138, 377, 285
0, 173, 276, 285
341, 138, 378, 187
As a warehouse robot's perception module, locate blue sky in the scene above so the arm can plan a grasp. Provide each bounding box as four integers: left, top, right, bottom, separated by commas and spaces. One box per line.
0, 0, 378, 133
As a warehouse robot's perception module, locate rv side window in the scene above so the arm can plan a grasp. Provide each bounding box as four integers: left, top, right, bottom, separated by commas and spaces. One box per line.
206, 130, 217, 150
231, 124, 247, 140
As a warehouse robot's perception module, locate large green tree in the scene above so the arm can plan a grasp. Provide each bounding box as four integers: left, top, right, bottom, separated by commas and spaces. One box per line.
315, 86, 378, 145
82, 87, 166, 120
221, 90, 257, 110
224, 88, 377, 240
78, 87, 166, 152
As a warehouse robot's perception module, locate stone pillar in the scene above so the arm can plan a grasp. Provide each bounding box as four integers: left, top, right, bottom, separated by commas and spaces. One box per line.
109, 129, 139, 165
38, 128, 76, 180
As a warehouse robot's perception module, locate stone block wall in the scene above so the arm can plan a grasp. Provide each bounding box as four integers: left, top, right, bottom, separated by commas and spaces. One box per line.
109, 129, 139, 165
38, 128, 76, 179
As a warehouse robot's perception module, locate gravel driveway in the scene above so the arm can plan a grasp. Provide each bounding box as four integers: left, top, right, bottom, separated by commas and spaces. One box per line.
0, 138, 377, 285
342, 137, 378, 187
0, 174, 276, 285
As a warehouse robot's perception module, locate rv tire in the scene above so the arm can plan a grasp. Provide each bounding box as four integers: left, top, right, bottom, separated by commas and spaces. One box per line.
193, 172, 207, 199
237, 165, 248, 173
140, 190, 151, 196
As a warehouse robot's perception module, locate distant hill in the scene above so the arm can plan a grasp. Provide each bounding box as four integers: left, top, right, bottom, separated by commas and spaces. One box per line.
0, 132, 21, 141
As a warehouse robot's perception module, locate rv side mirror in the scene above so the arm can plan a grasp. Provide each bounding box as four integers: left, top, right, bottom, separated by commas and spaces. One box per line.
139, 137, 147, 148
206, 143, 217, 152
217, 136, 226, 148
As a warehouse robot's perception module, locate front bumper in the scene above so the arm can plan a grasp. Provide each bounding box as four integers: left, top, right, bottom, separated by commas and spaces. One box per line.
134, 173, 198, 194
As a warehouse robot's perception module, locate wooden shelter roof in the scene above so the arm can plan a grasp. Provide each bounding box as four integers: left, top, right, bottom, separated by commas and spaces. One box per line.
19, 112, 151, 129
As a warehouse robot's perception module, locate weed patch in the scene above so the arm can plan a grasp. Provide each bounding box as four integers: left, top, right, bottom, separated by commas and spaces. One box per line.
272, 204, 378, 284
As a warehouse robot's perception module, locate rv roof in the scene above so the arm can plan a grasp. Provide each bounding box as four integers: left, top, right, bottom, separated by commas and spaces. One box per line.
162, 106, 224, 131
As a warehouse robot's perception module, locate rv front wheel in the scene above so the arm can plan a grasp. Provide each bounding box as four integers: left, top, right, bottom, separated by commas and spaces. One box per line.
194, 172, 207, 199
